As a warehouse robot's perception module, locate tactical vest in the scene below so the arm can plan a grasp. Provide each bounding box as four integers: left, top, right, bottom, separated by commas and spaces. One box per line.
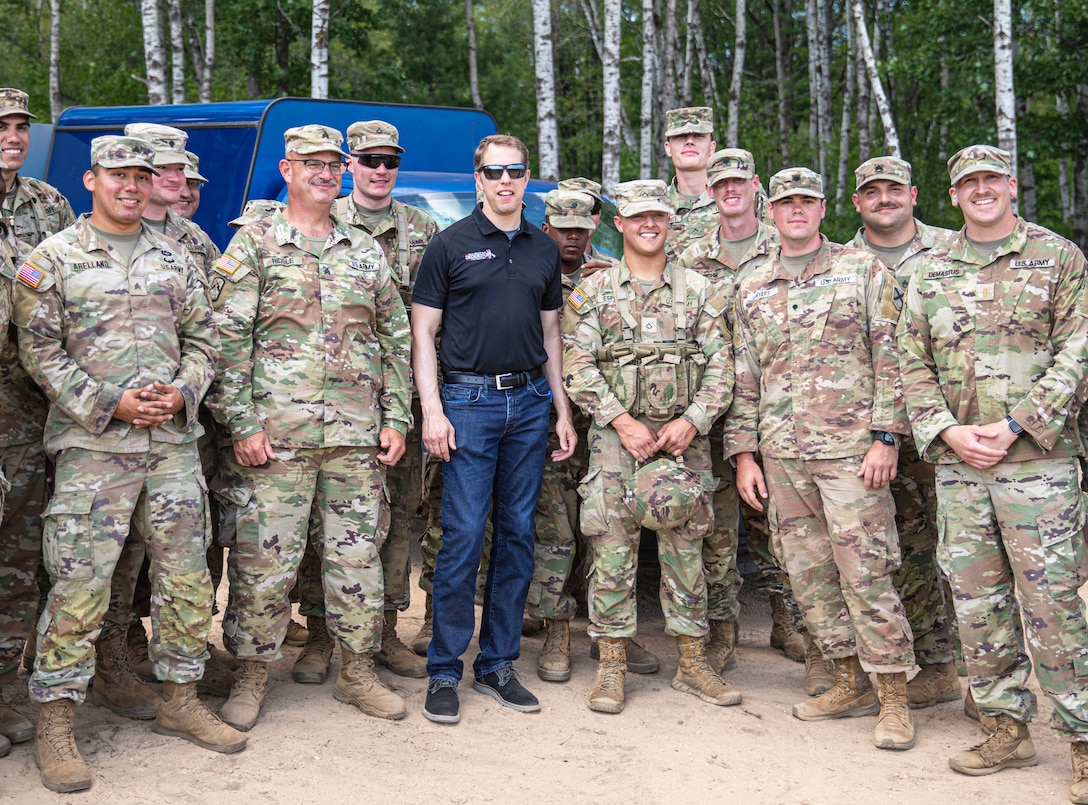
595, 264, 707, 421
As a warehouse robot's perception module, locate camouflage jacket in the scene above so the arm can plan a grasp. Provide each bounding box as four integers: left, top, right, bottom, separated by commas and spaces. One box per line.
1, 224, 47, 446
897, 218, 1088, 464
12, 217, 219, 456
206, 210, 412, 449
727, 236, 909, 460
333, 197, 438, 310
666, 179, 719, 263
562, 258, 733, 435
847, 218, 955, 286
160, 209, 221, 281
1, 174, 76, 248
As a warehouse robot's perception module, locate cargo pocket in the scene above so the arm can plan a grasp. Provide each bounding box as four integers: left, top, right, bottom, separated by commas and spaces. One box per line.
1038, 494, 1088, 601
210, 470, 253, 548
41, 491, 96, 581
577, 467, 610, 538
641, 363, 678, 418
855, 495, 899, 583
195, 471, 213, 551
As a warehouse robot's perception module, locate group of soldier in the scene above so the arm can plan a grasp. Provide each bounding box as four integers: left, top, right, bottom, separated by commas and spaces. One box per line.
0, 84, 1087, 803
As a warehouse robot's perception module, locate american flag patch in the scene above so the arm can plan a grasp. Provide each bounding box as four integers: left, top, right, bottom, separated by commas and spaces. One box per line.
16, 262, 44, 288
566, 286, 588, 311
214, 254, 242, 275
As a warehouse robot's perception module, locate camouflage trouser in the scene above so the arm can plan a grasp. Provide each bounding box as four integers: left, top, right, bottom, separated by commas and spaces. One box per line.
936, 458, 1088, 738
222, 445, 389, 659
741, 478, 805, 631
764, 455, 915, 673
30, 445, 213, 704
0, 440, 46, 683
890, 443, 958, 666
705, 419, 742, 622
581, 419, 713, 640
382, 406, 426, 611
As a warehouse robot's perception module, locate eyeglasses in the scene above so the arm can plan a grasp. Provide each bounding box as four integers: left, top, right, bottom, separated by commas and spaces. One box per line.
287, 158, 347, 175
353, 153, 402, 170
479, 163, 527, 180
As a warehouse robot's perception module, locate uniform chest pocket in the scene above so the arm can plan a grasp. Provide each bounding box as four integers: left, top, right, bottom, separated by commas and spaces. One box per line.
929, 290, 975, 348
810, 286, 860, 345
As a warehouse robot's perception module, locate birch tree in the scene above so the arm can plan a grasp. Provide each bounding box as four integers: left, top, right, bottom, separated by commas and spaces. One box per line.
726, 0, 747, 148
691, 2, 719, 110
640, 0, 657, 177
49, 0, 61, 119
602, 0, 622, 193
834, 18, 856, 214
311, 0, 330, 98
201, 0, 215, 104
167, 0, 185, 103
141, 0, 168, 105
576, 0, 637, 149
993, 0, 1018, 203
466, 0, 482, 108
772, 0, 790, 166
532, 0, 559, 180
851, 0, 899, 156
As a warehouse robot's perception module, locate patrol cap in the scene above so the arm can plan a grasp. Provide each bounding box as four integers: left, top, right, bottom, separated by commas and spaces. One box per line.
768, 167, 825, 202
623, 458, 706, 530
346, 120, 404, 153
558, 177, 602, 204
284, 124, 349, 157
544, 190, 595, 230
614, 179, 673, 217
854, 156, 912, 191
0, 88, 36, 120
947, 144, 1013, 186
183, 150, 208, 183
90, 135, 160, 174
665, 106, 714, 138
707, 148, 756, 186
124, 123, 189, 166
229, 199, 285, 228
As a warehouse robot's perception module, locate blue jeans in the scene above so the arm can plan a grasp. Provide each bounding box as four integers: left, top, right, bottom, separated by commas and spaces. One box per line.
427, 375, 552, 683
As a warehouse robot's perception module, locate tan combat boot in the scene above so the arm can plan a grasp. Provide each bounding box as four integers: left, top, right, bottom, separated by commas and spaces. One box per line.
673, 634, 743, 706
588, 636, 626, 714
906, 661, 961, 709
293, 615, 335, 684
1071, 742, 1088, 804
874, 672, 915, 750
374, 611, 427, 678
704, 620, 738, 674
126, 620, 155, 682
793, 654, 879, 721
34, 700, 91, 793
0, 684, 34, 744
196, 644, 237, 698
964, 688, 998, 733
948, 714, 1037, 775
334, 647, 407, 720
591, 637, 660, 673
769, 594, 805, 662
219, 660, 268, 732
412, 594, 433, 656
89, 628, 160, 719
537, 619, 571, 682
154, 681, 247, 753
803, 632, 837, 696
284, 619, 310, 647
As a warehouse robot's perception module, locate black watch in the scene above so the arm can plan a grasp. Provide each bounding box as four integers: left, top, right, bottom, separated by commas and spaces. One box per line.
873, 431, 896, 447
1005, 415, 1024, 436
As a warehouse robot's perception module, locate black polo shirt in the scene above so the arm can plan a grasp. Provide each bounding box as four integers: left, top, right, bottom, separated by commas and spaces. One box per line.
413, 203, 563, 375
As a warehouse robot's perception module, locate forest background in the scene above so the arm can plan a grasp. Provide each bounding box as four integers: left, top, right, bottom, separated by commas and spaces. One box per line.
2, 0, 1085, 247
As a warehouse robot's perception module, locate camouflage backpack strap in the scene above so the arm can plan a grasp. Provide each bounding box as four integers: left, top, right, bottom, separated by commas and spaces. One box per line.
610, 262, 639, 343
671, 262, 688, 344
391, 200, 411, 289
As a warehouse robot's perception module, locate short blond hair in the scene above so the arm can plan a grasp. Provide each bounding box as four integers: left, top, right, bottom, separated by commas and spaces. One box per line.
473, 134, 529, 170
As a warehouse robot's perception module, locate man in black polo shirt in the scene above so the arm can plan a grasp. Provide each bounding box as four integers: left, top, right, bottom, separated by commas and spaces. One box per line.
412, 134, 577, 724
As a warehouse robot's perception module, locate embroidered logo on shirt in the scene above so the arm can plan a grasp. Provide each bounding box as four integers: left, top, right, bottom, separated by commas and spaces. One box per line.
16, 262, 44, 288
815, 275, 857, 287
214, 254, 243, 275
1010, 258, 1056, 269
745, 287, 777, 302
465, 249, 497, 262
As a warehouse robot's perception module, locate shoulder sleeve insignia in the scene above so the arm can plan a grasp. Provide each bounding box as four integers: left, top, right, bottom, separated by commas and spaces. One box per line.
16, 262, 44, 289
213, 254, 242, 276
566, 285, 590, 313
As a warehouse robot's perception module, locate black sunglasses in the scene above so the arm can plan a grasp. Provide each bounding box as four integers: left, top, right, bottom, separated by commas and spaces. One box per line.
353, 153, 402, 170
479, 163, 527, 180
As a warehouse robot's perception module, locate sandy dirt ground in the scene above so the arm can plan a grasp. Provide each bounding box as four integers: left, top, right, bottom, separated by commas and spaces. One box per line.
0, 574, 1077, 805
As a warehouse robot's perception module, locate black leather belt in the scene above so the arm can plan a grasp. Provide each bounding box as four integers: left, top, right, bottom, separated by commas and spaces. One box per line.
443, 367, 544, 390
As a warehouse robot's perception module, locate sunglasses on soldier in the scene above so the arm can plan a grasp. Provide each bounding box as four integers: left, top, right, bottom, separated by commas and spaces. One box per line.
354, 153, 402, 170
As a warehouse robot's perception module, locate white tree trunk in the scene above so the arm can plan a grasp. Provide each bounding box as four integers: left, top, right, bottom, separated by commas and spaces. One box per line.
993, 0, 1017, 203
851, 0, 899, 156
834, 18, 856, 214
466, 0, 482, 108
691, 2, 719, 110
49, 0, 61, 119
639, 0, 657, 178
141, 0, 168, 105
602, 0, 622, 193
680, 0, 694, 107
855, 25, 871, 163
311, 0, 329, 99
815, 0, 832, 182
772, 0, 790, 167
577, 0, 637, 149
166, 0, 185, 103
532, 0, 559, 181
805, 0, 819, 157
726, 0, 746, 147
201, 0, 215, 103
661, 0, 677, 117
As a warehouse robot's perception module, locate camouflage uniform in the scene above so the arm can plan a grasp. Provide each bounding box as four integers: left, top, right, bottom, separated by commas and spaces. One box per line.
727, 233, 915, 672
563, 255, 733, 639
12, 211, 220, 703
898, 214, 1088, 737
663, 107, 719, 262
206, 209, 412, 658
1, 175, 75, 249
847, 217, 960, 668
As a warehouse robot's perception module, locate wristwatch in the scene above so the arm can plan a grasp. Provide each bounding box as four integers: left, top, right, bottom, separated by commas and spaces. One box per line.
873, 431, 897, 447
1005, 415, 1024, 436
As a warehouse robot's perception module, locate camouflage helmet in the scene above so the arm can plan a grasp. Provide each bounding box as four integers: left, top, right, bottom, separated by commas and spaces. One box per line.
623, 457, 706, 530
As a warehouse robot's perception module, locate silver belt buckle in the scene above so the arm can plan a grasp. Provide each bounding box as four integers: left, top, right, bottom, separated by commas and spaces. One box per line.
495, 372, 517, 390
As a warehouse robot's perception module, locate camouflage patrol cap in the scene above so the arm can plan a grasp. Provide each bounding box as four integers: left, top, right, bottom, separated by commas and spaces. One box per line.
124, 123, 189, 166
284, 124, 349, 157
346, 120, 404, 154
665, 106, 714, 138
623, 458, 706, 530
614, 179, 673, 217
0, 88, 36, 120
947, 144, 1013, 186
229, 199, 285, 228
89, 135, 160, 175
558, 177, 602, 203
544, 190, 595, 230
768, 167, 825, 202
707, 148, 756, 186
854, 156, 912, 191
183, 150, 208, 183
